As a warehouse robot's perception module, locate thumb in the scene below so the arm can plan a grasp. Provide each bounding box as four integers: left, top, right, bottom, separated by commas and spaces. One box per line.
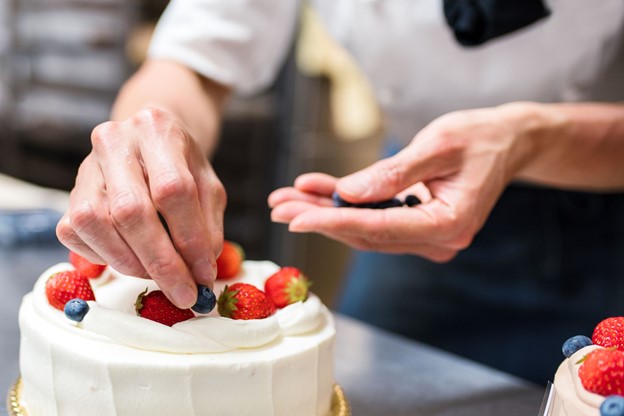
336, 147, 429, 202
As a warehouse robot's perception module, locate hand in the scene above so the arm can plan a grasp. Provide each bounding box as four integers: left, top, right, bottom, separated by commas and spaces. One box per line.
57, 107, 226, 308
269, 104, 538, 262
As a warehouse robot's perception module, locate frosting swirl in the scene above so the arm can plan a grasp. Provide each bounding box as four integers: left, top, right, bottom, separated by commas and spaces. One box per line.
33, 261, 327, 353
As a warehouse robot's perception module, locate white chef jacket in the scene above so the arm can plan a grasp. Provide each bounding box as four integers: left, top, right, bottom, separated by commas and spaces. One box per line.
149, 0, 624, 144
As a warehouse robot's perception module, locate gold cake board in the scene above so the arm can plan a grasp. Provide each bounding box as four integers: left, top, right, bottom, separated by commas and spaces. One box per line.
8, 377, 351, 416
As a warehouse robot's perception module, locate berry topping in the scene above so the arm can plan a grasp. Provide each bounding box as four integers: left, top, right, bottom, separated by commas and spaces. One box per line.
69, 251, 106, 278
64, 298, 90, 322
216, 241, 244, 280
45, 270, 96, 311
192, 285, 217, 314
217, 283, 276, 320
594, 317, 624, 351
332, 192, 420, 209
562, 335, 593, 358
601, 396, 624, 416
579, 348, 624, 397
135, 289, 195, 327
265, 267, 311, 308
404, 194, 422, 207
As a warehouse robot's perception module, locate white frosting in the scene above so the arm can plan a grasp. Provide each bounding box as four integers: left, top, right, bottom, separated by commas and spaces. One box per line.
19, 261, 335, 416
552, 345, 605, 416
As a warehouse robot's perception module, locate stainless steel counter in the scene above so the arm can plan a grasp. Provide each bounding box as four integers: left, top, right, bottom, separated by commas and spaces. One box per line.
0, 242, 543, 416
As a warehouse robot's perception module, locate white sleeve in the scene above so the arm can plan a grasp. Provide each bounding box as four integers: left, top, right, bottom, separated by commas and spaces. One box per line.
148, 0, 301, 95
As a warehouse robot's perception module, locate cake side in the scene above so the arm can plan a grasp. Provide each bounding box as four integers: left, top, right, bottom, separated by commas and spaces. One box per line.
18, 260, 336, 416
552, 345, 605, 416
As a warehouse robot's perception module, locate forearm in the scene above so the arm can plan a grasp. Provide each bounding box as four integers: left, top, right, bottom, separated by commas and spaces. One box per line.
111, 59, 230, 155
506, 102, 624, 191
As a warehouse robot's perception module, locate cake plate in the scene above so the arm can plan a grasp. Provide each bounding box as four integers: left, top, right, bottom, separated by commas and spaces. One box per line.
8, 377, 350, 416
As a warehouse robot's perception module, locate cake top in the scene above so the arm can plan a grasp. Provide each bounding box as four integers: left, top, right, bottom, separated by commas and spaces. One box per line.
35, 242, 328, 355
557, 317, 624, 416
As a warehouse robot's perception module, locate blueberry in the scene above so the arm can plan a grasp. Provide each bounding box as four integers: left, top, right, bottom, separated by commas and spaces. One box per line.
64, 298, 90, 322
333, 191, 405, 209
562, 335, 592, 358
192, 285, 216, 314
600, 396, 624, 416
332, 192, 353, 207
404, 195, 421, 207
373, 198, 404, 209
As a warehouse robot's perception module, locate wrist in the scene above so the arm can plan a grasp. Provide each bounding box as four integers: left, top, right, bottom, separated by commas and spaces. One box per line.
497, 101, 567, 179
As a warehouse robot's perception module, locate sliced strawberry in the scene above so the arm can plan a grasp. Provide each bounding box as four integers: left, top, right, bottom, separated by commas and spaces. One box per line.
69, 251, 106, 279
135, 289, 195, 327
264, 267, 311, 308
216, 241, 244, 280
45, 270, 95, 311
217, 283, 276, 320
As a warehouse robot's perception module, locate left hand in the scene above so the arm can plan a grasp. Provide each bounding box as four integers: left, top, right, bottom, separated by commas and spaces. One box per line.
268, 104, 538, 262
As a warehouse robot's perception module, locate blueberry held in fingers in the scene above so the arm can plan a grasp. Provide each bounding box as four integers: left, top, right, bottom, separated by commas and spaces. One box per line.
404, 194, 421, 207
192, 285, 217, 314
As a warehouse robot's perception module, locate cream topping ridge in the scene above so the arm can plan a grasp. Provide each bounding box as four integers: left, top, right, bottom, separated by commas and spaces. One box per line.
32, 261, 327, 353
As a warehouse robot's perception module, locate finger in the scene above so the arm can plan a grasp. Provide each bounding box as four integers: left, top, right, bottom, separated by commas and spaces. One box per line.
271, 200, 321, 223
288, 201, 463, 247
56, 213, 106, 264
293, 173, 338, 195
310, 228, 458, 262
93, 121, 197, 308
194, 161, 225, 274
336, 142, 456, 203
64, 156, 146, 277
268, 187, 334, 208
141, 129, 217, 287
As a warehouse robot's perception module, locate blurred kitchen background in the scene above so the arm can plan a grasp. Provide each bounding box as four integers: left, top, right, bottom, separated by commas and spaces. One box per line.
0, 0, 384, 307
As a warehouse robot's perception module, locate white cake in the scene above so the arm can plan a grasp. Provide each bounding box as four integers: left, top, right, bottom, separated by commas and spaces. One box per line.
18, 260, 336, 416
552, 345, 604, 416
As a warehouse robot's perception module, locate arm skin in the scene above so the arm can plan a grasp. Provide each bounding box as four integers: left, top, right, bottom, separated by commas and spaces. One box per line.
268, 101, 624, 262
57, 59, 231, 308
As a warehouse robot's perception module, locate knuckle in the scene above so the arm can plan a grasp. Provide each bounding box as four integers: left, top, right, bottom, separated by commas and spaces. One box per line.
174, 233, 204, 254
132, 107, 173, 130
111, 257, 146, 278
152, 172, 196, 207
109, 192, 148, 229
68, 202, 101, 233
56, 220, 77, 246
376, 158, 406, 190
146, 256, 180, 280
91, 121, 117, 148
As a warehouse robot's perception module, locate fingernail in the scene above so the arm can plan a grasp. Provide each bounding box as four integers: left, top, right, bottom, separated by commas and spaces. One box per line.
340, 173, 371, 197
171, 283, 196, 309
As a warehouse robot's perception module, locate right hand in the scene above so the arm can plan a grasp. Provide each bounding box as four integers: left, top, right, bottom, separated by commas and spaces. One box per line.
57, 107, 226, 308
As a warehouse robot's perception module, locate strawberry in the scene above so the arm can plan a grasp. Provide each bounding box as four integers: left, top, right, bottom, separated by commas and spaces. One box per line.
217, 283, 276, 320
69, 251, 106, 279
216, 241, 244, 280
45, 270, 96, 311
264, 267, 311, 308
135, 289, 195, 327
593, 317, 624, 351
579, 348, 624, 396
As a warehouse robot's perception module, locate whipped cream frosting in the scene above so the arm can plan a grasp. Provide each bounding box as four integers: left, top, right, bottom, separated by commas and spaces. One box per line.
19, 260, 336, 416
31, 262, 325, 353
552, 345, 605, 416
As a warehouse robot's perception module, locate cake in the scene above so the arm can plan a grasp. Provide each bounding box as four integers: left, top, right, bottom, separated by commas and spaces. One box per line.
552, 317, 624, 416
16, 247, 339, 416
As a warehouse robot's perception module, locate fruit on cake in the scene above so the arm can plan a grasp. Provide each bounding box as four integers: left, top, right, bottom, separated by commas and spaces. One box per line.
17, 244, 337, 416
552, 317, 624, 416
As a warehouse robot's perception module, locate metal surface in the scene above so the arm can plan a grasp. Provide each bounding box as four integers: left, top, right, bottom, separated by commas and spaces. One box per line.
0, 242, 543, 416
